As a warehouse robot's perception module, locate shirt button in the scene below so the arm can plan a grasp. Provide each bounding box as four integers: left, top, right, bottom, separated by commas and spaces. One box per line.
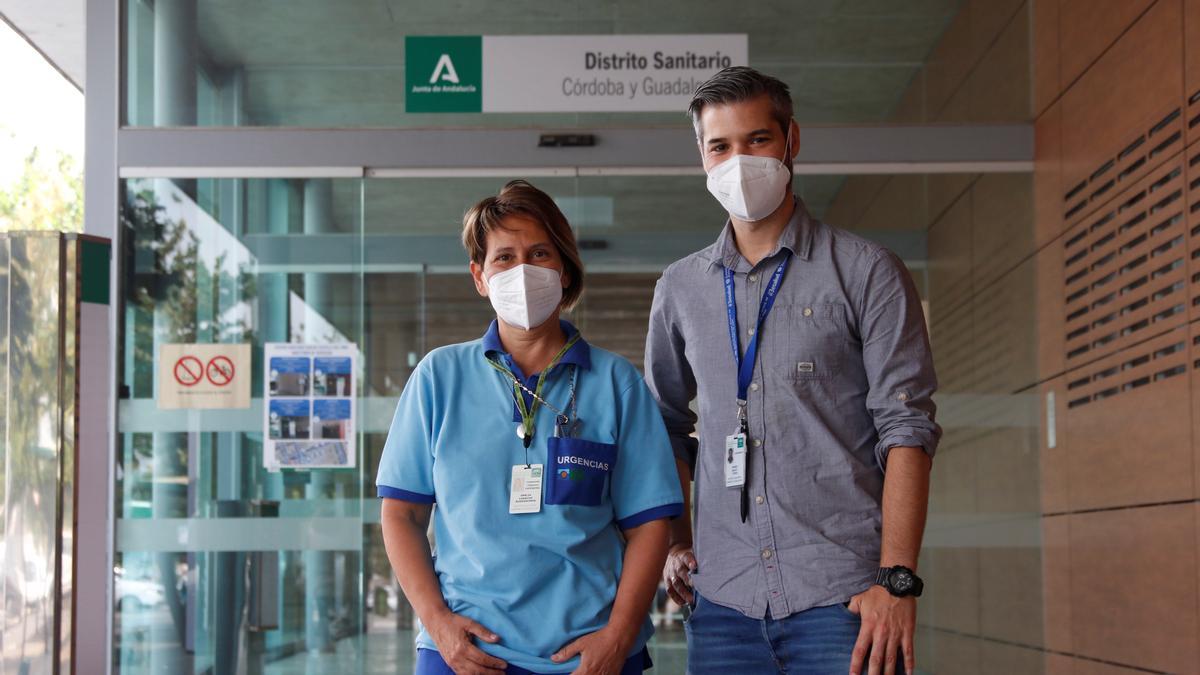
748, 327, 755, 336
803, 307, 813, 317
748, 273, 758, 282
752, 439, 762, 448
897, 392, 909, 402
755, 495, 765, 505
750, 382, 759, 392
762, 549, 773, 559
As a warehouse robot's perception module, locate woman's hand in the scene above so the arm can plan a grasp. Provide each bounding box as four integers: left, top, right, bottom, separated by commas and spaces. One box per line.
425, 608, 507, 675
552, 518, 667, 674
550, 625, 632, 675
382, 499, 503, 673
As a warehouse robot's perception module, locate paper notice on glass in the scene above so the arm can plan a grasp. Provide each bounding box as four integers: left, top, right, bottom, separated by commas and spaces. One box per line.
264, 343, 357, 470
158, 343, 251, 409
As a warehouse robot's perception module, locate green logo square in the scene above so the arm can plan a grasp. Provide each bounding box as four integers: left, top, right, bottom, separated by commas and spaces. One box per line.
405, 36, 483, 113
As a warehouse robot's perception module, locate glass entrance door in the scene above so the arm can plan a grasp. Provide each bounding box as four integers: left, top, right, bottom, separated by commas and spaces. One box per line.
111, 171, 696, 674
113, 169, 911, 674
115, 176, 373, 675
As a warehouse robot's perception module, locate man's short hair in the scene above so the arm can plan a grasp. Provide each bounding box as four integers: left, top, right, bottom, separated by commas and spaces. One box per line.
687, 66, 794, 141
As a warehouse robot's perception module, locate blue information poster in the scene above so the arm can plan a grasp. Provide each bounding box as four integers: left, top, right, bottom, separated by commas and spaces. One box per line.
263, 343, 357, 470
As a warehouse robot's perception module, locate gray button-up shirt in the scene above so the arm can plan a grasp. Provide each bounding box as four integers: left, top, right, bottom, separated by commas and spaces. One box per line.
644, 198, 940, 619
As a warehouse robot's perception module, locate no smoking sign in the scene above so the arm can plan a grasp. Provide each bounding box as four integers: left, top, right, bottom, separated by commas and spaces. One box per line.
174, 355, 204, 386
160, 344, 251, 409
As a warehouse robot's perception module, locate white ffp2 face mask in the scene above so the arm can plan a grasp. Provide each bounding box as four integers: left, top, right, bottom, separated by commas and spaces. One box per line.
486, 264, 564, 330
704, 131, 792, 222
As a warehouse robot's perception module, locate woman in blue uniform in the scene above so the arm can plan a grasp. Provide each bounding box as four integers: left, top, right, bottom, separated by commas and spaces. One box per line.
378, 180, 684, 675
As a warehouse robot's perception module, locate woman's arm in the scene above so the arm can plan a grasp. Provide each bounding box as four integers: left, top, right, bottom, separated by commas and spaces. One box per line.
381, 498, 508, 675
608, 519, 671, 643
550, 518, 670, 674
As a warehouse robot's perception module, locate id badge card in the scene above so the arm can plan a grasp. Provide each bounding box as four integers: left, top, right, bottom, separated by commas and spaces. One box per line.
725, 433, 747, 488
510, 464, 543, 514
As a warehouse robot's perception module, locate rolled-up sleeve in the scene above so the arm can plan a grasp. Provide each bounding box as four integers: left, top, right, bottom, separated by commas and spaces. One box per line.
857, 249, 941, 469
644, 274, 700, 472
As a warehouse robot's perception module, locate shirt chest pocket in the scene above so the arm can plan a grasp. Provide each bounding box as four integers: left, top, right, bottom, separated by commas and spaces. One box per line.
773, 302, 850, 380
545, 437, 617, 507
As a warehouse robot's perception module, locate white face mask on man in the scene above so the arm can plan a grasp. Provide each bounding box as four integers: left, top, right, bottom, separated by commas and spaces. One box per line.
486, 264, 564, 331
704, 129, 792, 222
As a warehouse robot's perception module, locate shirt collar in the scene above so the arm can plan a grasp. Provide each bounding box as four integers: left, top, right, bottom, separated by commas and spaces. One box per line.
708, 196, 814, 271
481, 319, 592, 371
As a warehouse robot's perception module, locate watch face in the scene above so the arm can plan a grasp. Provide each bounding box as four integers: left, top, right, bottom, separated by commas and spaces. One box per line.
891, 570, 914, 593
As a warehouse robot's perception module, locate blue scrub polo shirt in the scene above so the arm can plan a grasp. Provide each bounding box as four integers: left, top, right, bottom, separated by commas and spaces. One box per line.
376, 320, 684, 673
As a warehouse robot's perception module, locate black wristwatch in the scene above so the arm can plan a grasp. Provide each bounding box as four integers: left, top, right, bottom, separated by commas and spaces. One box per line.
875, 565, 924, 598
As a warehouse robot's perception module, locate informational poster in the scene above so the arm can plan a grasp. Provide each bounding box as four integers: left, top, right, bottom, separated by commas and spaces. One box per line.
405, 34, 748, 113
158, 343, 251, 409
263, 343, 357, 470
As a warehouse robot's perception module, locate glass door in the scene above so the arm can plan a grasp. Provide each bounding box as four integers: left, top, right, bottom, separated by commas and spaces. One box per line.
115, 176, 373, 674
113, 169, 929, 675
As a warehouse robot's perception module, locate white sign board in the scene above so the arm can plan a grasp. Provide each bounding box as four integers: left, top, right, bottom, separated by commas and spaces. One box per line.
158, 343, 251, 409
406, 34, 748, 113
485, 34, 747, 112
263, 343, 357, 470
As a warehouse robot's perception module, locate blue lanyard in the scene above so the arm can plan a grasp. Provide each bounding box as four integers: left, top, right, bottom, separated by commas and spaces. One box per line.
723, 253, 791, 405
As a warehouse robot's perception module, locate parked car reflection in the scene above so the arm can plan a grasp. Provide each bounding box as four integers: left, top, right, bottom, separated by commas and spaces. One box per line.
114, 565, 165, 611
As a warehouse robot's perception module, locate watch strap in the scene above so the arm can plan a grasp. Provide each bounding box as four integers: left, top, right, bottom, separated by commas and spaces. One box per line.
874, 567, 892, 588
875, 565, 924, 597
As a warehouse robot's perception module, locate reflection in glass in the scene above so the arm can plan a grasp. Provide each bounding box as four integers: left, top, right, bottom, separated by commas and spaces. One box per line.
112, 163, 1042, 673
121, 0, 966, 128
116, 178, 372, 674
0, 235, 79, 673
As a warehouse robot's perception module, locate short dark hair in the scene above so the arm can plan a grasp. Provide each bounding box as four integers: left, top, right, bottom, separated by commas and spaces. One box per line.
687, 66, 794, 140
462, 180, 585, 311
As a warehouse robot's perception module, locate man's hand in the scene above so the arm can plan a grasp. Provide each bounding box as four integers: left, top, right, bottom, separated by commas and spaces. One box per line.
662, 542, 697, 605
551, 625, 632, 675
847, 585, 916, 675
425, 608, 507, 675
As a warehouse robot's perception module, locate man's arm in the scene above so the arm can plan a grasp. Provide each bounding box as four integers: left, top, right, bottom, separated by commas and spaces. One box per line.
848, 248, 940, 675
849, 446, 930, 675
664, 458, 697, 604
644, 276, 700, 469
880, 446, 931, 570
643, 275, 701, 604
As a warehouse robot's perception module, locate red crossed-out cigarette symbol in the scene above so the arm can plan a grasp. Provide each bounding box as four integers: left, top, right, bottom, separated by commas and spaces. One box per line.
174, 356, 204, 387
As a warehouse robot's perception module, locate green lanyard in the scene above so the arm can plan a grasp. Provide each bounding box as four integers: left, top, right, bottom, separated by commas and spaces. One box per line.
486, 332, 582, 448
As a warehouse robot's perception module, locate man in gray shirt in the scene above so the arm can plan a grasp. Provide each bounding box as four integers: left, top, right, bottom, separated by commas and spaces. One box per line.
645, 67, 940, 675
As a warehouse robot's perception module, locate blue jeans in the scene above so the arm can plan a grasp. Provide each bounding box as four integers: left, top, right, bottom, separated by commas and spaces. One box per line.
685, 593, 904, 675
415, 647, 650, 675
